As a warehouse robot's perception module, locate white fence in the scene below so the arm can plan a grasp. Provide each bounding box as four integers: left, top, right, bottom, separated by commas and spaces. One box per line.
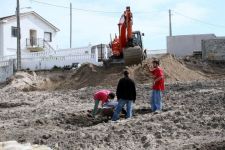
0, 46, 167, 71
0, 60, 14, 83
146, 49, 167, 55
0, 45, 101, 71
21, 54, 97, 70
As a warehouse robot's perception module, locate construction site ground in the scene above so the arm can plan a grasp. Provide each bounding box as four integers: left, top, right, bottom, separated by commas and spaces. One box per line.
0, 54, 225, 150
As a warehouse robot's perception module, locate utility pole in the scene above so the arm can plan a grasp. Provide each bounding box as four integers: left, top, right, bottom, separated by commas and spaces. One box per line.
70, 3, 72, 48
16, 0, 21, 70
169, 9, 172, 36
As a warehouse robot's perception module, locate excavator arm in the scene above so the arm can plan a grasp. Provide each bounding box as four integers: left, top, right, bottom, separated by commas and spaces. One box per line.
111, 6, 133, 57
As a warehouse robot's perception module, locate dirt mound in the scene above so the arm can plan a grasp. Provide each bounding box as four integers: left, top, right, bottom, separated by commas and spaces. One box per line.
57, 63, 125, 90
7, 71, 63, 91
159, 54, 205, 81
9, 72, 47, 91
6, 54, 206, 91
128, 54, 205, 84
183, 55, 225, 79
60, 54, 205, 90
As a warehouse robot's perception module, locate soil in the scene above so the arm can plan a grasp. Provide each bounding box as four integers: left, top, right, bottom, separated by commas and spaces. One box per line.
0, 54, 225, 150
5, 54, 206, 92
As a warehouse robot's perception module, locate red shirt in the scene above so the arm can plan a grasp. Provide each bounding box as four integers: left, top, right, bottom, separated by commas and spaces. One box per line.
150, 67, 165, 91
94, 90, 111, 104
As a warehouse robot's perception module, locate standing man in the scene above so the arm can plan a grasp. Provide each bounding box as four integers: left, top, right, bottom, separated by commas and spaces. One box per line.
92, 90, 116, 117
112, 70, 136, 121
148, 59, 165, 112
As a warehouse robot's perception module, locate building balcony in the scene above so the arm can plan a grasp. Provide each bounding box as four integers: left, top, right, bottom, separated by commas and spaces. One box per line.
26, 38, 44, 52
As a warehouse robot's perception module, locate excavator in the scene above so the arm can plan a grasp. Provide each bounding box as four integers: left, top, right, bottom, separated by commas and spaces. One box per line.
105, 6, 145, 66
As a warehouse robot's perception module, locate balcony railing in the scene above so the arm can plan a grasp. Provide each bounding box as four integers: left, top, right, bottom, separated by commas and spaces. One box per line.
26, 38, 44, 48
26, 38, 56, 52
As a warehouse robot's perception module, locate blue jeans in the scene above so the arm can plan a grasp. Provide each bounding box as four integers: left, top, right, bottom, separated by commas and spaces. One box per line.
151, 90, 162, 112
112, 99, 133, 121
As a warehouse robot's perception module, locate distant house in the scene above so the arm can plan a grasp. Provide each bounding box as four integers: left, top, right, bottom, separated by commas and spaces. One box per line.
91, 44, 111, 61
0, 11, 59, 57
167, 34, 216, 57
202, 37, 225, 61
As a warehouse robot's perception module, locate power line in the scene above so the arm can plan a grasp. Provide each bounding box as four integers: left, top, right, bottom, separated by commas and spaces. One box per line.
173, 10, 225, 28
30, 0, 164, 14
30, 0, 121, 13
31, 0, 225, 30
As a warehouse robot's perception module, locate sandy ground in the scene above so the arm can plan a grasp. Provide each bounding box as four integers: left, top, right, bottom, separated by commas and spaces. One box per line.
0, 54, 225, 150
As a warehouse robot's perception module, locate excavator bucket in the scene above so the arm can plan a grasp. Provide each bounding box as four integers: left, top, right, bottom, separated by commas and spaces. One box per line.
123, 46, 143, 66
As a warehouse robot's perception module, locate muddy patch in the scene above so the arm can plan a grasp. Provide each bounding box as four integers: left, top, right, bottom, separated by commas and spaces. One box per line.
0, 102, 30, 108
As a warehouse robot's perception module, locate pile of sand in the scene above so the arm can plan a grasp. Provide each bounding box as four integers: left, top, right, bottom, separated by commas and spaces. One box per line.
159, 54, 205, 81
56, 63, 125, 90
61, 54, 206, 90
128, 54, 206, 83
8, 72, 61, 91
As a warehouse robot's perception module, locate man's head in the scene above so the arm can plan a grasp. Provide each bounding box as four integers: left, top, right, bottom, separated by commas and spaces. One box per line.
152, 59, 160, 68
126, 6, 130, 11
124, 70, 129, 77
108, 92, 115, 99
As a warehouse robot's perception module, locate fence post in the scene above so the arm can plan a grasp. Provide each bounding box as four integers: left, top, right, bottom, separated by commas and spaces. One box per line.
12, 59, 17, 72
104, 45, 108, 59
100, 44, 103, 61
95, 46, 98, 62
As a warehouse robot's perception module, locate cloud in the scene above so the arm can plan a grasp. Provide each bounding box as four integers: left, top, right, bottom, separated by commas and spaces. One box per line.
172, 1, 209, 27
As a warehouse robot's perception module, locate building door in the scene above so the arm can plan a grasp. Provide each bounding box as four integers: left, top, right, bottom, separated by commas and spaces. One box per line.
30, 30, 37, 46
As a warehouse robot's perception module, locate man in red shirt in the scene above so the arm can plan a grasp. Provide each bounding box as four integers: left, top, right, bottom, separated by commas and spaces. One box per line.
148, 59, 165, 112
92, 90, 116, 117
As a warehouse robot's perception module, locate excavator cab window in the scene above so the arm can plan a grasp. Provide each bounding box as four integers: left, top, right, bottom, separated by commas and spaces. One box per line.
132, 31, 143, 49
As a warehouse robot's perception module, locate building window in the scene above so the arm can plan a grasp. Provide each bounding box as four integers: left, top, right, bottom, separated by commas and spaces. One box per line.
11, 26, 18, 37
44, 32, 52, 42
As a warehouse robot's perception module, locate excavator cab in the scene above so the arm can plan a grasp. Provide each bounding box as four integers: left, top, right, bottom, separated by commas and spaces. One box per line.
122, 31, 145, 66
132, 31, 144, 49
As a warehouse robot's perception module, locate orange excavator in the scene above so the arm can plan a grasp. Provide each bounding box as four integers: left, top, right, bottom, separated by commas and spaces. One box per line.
106, 6, 145, 66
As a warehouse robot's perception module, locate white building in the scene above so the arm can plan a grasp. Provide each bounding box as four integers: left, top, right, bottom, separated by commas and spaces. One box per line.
0, 11, 59, 57
167, 34, 216, 57
91, 44, 110, 61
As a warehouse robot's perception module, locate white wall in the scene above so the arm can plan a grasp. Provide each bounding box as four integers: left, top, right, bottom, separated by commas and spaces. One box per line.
21, 54, 98, 70
57, 46, 92, 55
3, 20, 17, 56
167, 34, 216, 57
20, 46, 99, 70
26, 14, 57, 50
0, 45, 101, 71
2, 13, 57, 56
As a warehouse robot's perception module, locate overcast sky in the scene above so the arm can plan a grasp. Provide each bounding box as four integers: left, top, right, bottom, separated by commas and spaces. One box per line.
0, 0, 225, 50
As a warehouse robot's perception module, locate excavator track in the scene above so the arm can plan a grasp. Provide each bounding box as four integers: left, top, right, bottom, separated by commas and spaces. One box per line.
123, 46, 143, 66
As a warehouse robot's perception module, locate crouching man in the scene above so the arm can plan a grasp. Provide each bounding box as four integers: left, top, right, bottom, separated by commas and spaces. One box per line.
91, 90, 116, 117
